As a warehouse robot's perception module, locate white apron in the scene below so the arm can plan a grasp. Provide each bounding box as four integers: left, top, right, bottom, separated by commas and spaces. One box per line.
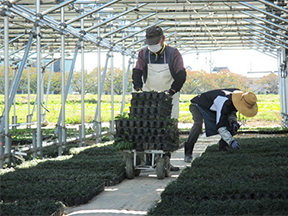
142, 51, 180, 119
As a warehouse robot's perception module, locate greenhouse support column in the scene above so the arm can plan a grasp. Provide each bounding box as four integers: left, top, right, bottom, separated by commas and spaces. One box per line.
278, 49, 285, 118
283, 49, 288, 118
27, 65, 31, 128
279, 48, 288, 125
124, 58, 132, 95
80, 3, 85, 147
96, 23, 101, 143
110, 22, 114, 133
43, 60, 54, 120
61, 5, 66, 153
3, 14, 10, 166
95, 52, 111, 120
120, 31, 126, 114
36, 0, 43, 158
55, 47, 79, 135
284, 71, 288, 123
131, 35, 136, 93
285, 76, 288, 121
0, 135, 4, 168
0, 32, 33, 133
12, 65, 17, 129
41, 59, 44, 123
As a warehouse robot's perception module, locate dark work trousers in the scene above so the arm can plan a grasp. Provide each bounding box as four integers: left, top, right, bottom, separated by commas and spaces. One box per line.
185, 104, 204, 157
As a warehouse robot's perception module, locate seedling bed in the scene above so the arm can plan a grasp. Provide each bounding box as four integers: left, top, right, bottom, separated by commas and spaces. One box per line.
0, 142, 126, 215
148, 136, 288, 215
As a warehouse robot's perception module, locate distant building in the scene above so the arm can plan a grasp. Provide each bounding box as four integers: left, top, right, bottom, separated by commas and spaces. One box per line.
212, 67, 230, 73
30, 58, 73, 72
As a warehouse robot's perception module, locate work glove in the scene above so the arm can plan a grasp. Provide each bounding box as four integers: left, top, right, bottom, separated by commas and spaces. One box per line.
164, 89, 175, 97
231, 122, 240, 135
231, 140, 240, 150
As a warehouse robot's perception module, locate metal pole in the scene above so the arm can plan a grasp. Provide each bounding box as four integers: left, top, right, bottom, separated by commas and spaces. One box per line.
36, 0, 42, 158
278, 49, 283, 116
110, 21, 115, 133
55, 46, 79, 135
3, 14, 10, 166
239, 2, 288, 24
95, 52, 111, 120
102, 13, 155, 39
43, 59, 54, 119
249, 31, 288, 50
256, 0, 288, 15
32, 130, 37, 159
12, 66, 17, 129
113, 20, 164, 45
81, 4, 85, 146
97, 19, 101, 142
245, 19, 288, 40
0, 33, 34, 132
0, 135, 4, 168
42, 0, 76, 16
245, 25, 288, 47
58, 127, 62, 156
241, 11, 288, 33
123, 58, 132, 97
66, 0, 120, 25
27, 65, 31, 128
79, 125, 82, 147
60, 5, 66, 153
120, 31, 126, 114
0, 33, 25, 50
85, 3, 147, 33
30, 65, 53, 121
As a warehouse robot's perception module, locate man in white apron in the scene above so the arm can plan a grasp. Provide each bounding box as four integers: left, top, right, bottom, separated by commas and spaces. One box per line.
132, 26, 187, 171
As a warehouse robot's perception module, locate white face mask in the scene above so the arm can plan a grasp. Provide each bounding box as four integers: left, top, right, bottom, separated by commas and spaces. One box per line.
148, 43, 162, 53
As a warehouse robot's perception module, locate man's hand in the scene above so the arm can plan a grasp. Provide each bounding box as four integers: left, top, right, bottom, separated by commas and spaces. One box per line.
231, 140, 240, 150
135, 88, 142, 92
164, 89, 176, 96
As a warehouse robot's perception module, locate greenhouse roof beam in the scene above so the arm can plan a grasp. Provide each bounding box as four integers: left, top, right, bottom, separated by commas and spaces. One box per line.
101, 13, 155, 39
85, 3, 147, 33
66, 0, 120, 25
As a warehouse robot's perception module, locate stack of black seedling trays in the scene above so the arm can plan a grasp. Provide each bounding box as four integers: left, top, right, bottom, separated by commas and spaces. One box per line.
115, 91, 179, 152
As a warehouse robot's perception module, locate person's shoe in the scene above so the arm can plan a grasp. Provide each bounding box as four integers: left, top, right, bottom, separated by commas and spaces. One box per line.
170, 164, 180, 171
184, 155, 193, 163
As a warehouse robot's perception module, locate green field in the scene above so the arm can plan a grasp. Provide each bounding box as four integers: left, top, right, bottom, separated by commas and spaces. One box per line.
0, 94, 282, 124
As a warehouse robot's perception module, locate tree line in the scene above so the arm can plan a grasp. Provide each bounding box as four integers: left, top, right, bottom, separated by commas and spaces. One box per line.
0, 66, 279, 95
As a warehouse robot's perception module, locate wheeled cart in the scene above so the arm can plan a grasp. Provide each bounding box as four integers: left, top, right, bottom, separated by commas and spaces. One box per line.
115, 91, 179, 180
124, 149, 171, 179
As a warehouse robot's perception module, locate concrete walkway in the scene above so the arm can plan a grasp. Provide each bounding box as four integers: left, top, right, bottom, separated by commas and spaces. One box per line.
64, 134, 221, 216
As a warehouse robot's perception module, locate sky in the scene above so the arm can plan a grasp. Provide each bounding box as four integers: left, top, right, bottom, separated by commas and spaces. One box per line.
182, 49, 278, 78
74, 49, 279, 78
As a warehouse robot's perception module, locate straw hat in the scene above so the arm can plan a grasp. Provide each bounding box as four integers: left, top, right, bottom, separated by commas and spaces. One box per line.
232, 90, 258, 117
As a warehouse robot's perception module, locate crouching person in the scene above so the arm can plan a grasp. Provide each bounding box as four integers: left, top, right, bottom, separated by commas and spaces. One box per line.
184, 89, 258, 163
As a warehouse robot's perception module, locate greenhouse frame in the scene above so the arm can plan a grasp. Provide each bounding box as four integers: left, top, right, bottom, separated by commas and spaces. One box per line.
0, 0, 288, 167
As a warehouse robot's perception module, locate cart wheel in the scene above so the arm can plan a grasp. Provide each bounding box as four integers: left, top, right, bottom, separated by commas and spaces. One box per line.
134, 155, 141, 177
156, 157, 165, 179
164, 155, 171, 177
126, 156, 134, 179
126, 155, 141, 179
